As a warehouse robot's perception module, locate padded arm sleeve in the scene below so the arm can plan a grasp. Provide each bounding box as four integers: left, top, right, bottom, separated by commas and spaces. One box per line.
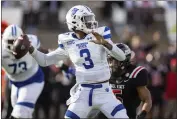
31, 48, 69, 66
105, 44, 126, 61
100, 26, 125, 61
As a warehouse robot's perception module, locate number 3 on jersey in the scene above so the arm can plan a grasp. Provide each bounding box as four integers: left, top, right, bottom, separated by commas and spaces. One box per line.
80, 49, 94, 69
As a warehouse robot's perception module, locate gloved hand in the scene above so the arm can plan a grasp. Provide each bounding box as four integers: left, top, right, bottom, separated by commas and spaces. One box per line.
136, 110, 147, 119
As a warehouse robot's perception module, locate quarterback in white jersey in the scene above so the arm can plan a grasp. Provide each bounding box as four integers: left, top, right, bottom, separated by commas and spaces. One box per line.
26, 5, 129, 118
2, 25, 44, 119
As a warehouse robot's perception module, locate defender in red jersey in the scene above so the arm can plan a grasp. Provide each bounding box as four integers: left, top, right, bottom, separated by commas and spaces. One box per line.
97, 43, 152, 119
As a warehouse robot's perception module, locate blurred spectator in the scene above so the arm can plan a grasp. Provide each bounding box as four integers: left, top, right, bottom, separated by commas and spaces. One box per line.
148, 65, 165, 118
167, 44, 176, 59
40, 1, 63, 29
164, 58, 177, 119
101, 1, 125, 23
135, 1, 156, 8
1, 1, 19, 7
20, 1, 40, 34
42, 1, 62, 12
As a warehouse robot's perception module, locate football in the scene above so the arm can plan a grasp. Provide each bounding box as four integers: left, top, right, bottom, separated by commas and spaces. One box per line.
12, 35, 30, 59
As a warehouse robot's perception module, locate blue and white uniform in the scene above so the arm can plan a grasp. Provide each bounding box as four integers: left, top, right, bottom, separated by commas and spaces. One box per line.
31, 26, 128, 118
2, 34, 44, 118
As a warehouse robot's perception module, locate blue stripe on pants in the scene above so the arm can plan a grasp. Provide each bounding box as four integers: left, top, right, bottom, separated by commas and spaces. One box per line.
10, 67, 44, 88
17, 102, 35, 109
111, 104, 125, 116
65, 110, 80, 119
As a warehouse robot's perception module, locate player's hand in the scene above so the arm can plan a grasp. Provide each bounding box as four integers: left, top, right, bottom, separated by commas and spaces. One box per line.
90, 32, 113, 50
20, 34, 34, 54
12, 34, 32, 59
22, 34, 31, 46
136, 110, 147, 119
21, 34, 35, 54
90, 32, 108, 45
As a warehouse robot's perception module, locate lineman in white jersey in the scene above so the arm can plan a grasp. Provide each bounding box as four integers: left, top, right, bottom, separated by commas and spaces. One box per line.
27, 5, 129, 118
2, 25, 44, 119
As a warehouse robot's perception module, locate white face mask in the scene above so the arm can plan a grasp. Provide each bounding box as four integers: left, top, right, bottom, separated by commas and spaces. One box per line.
81, 15, 98, 29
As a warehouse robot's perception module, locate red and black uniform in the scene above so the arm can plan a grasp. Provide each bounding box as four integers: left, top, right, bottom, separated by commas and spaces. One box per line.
110, 64, 148, 118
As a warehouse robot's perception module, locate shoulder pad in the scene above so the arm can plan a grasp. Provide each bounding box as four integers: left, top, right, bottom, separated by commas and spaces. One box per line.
94, 26, 111, 39
27, 34, 40, 49
58, 32, 74, 44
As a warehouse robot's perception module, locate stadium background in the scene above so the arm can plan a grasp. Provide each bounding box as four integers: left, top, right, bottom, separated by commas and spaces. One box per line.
1, 1, 176, 119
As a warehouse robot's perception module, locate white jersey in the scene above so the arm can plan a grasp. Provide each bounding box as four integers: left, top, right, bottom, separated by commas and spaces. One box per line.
31, 26, 125, 84
2, 34, 40, 82
58, 26, 114, 83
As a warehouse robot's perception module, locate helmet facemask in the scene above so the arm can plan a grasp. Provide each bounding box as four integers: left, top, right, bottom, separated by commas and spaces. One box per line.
81, 15, 98, 30
108, 53, 131, 78
108, 56, 124, 75
3, 39, 16, 53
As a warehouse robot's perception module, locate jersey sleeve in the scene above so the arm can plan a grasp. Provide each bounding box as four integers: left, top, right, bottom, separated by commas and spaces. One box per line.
95, 26, 113, 44
27, 34, 41, 49
95, 26, 125, 61
31, 48, 69, 66
58, 33, 71, 49
58, 35, 65, 49
134, 68, 148, 87
102, 26, 113, 44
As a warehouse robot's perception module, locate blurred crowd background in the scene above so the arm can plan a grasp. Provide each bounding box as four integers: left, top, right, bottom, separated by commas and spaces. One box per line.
1, 1, 176, 119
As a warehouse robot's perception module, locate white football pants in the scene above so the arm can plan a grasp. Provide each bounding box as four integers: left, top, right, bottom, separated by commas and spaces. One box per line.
65, 82, 129, 118
11, 82, 44, 118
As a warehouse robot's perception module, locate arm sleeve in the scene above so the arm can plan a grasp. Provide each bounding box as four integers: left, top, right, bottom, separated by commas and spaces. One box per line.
31, 48, 69, 67
102, 26, 125, 61
104, 44, 126, 61
134, 69, 149, 87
